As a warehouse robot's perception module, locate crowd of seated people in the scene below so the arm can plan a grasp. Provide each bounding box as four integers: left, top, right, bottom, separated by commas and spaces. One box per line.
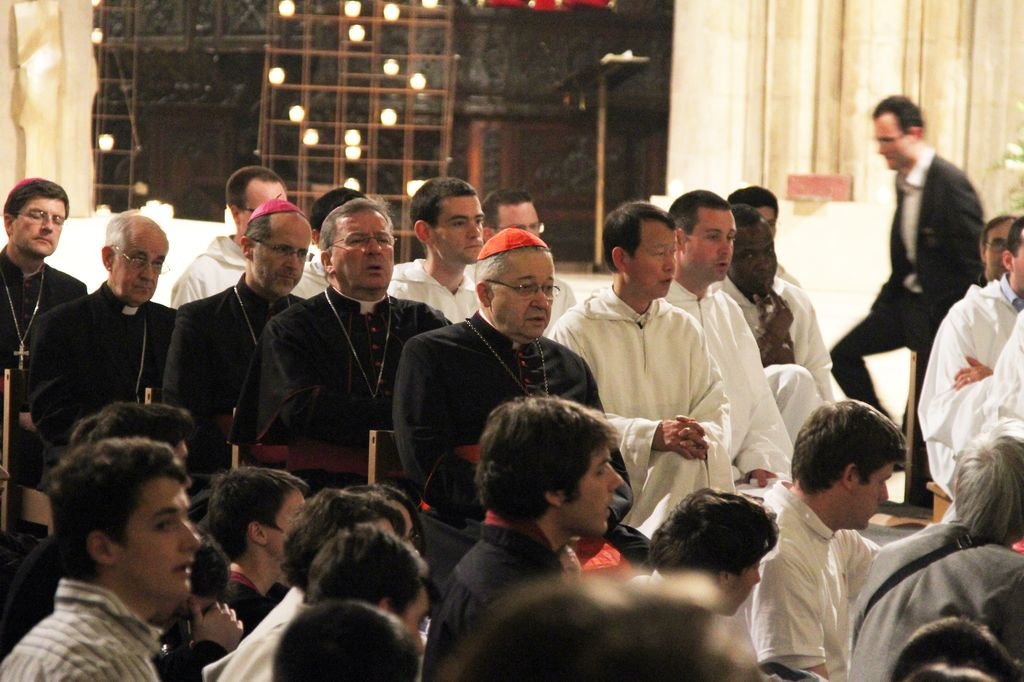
3, 91, 1024, 680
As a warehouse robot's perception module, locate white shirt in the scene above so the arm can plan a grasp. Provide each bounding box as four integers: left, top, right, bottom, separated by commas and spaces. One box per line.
388, 259, 478, 322
746, 484, 877, 682
719, 276, 834, 402
204, 587, 304, 681
665, 281, 791, 479
919, 279, 1018, 495
550, 287, 732, 537
898, 146, 936, 293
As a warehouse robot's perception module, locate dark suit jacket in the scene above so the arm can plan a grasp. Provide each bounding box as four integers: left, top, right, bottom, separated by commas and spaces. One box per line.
29, 285, 176, 451
881, 154, 983, 326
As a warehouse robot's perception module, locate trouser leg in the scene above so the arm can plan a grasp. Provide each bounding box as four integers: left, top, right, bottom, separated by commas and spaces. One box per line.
830, 297, 907, 417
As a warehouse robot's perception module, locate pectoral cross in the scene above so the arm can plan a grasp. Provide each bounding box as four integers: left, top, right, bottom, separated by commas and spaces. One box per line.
14, 345, 28, 370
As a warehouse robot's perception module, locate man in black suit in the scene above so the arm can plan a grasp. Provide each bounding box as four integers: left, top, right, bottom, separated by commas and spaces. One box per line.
831, 96, 983, 501
29, 212, 176, 465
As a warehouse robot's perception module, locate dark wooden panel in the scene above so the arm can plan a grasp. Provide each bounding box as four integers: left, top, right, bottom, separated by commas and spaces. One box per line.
139, 104, 236, 221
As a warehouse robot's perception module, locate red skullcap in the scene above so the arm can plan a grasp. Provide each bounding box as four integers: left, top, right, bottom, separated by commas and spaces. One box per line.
249, 198, 306, 222
477, 227, 548, 261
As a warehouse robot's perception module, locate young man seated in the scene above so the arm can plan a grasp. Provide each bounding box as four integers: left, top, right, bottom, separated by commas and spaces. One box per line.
648, 488, 778, 615
0, 437, 200, 680
423, 395, 624, 679
745, 400, 903, 682
205, 488, 404, 681
207, 467, 309, 636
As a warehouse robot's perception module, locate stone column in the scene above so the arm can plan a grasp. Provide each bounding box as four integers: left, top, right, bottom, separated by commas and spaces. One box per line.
966, 0, 1024, 215
666, 0, 764, 198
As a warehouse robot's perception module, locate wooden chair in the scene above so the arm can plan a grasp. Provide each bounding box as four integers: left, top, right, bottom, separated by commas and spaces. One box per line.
903, 351, 924, 505
926, 481, 951, 523
0, 368, 52, 533
368, 430, 404, 484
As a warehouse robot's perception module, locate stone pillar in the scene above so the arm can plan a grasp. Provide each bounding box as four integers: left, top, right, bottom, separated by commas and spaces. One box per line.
666, 0, 764, 198
966, 0, 1024, 215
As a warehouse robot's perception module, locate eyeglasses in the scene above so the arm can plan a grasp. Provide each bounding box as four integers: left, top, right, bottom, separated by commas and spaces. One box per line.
486, 279, 560, 299
18, 208, 65, 227
499, 222, 545, 234
985, 238, 1008, 252
251, 238, 309, 261
334, 232, 395, 250
113, 247, 169, 274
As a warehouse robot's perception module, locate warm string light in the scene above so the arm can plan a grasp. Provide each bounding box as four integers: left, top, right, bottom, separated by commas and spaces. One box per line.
268, 67, 285, 84
349, 24, 366, 42
97, 133, 115, 151
344, 1, 362, 17
344, 129, 362, 146
383, 59, 400, 76
344, 177, 361, 191
383, 3, 400, 20
303, 128, 320, 145
409, 72, 426, 90
278, 0, 296, 16
91, 28, 103, 44
380, 109, 397, 126
288, 105, 305, 122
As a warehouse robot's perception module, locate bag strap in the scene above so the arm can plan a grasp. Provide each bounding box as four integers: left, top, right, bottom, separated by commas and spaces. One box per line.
861, 533, 983, 621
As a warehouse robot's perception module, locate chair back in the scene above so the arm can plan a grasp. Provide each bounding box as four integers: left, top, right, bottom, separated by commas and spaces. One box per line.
368, 430, 404, 483
1, 368, 52, 532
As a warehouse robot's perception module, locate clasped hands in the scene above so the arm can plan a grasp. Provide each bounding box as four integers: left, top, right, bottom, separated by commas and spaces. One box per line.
654, 415, 708, 460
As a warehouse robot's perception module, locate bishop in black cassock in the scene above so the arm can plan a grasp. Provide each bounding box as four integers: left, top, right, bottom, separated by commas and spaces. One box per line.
164, 199, 311, 474
0, 178, 86, 372
230, 197, 447, 489
29, 214, 175, 465
394, 228, 644, 585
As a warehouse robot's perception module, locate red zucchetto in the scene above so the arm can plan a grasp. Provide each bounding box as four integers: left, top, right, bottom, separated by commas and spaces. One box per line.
477, 227, 549, 261
249, 198, 306, 222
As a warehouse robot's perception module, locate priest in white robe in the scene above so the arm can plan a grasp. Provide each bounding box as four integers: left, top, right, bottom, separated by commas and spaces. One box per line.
666, 190, 791, 485
551, 201, 730, 537
718, 206, 833, 441
919, 225, 1022, 495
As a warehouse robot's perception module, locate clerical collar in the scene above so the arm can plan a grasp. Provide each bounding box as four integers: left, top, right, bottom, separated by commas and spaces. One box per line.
999, 274, 1024, 312
328, 286, 386, 314
99, 282, 143, 316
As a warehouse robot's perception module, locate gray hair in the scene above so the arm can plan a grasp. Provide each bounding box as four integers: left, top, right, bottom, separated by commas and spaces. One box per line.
245, 213, 274, 243
319, 197, 393, 251
954, 420, 1024, 545
105, 210, 164, 249
474, 245, 552, 284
